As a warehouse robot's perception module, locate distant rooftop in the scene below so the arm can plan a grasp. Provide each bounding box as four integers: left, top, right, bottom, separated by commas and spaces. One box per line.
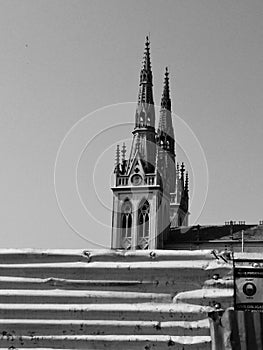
165, 223, 263, 245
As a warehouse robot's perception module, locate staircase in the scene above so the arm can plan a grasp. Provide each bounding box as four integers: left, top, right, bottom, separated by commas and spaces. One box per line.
0, 249, 232, 349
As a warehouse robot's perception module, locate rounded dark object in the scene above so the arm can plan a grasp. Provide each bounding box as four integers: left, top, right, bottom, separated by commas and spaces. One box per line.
243, 282, 257, 297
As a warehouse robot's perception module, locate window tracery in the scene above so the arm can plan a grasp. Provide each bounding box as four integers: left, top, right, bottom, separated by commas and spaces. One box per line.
137, 200, 150, 249
121, 200, 132, 249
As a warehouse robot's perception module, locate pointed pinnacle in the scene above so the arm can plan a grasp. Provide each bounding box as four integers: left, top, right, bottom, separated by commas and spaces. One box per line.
161, 66, 171, 111
121, 143, 126, 160
137, 37, 154, 106
141, 36, 152, 81
180, 162, 185, 175
115, 144, 120, 165
143, 36, 151, 70
185, 171, 189, 191
164, 66, 169, 85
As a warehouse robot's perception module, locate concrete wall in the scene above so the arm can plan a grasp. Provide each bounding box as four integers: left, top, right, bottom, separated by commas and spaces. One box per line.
0, 249, 234, 349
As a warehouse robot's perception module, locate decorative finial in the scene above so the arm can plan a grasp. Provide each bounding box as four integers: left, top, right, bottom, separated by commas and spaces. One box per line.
115, 144, 120, 165
180, 162, 185, 177
142, 36, 151, 71
180, 163, 186, 197
176, 163, 180, 176
146, 35, 150, 46
114, 144, 120, 174
121, 143, 126, 161
185, 171, 189, 192
147, 32, 151, 41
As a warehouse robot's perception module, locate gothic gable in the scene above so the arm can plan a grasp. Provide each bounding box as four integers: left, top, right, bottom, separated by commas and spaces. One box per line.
127, 150, 148, 186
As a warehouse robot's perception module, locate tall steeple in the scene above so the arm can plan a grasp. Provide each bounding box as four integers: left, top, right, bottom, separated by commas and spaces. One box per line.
156, 67, 176, 194
111, 38, 190, 250
157, 68, 175, 155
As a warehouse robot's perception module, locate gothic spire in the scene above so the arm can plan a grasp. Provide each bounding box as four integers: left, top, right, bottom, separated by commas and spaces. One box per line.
137, 36, 154, 105
142, 36, 151, 76
157, 68, 173, 142
156, 66, 175, 177
158, 67, 173, 133
130, 37, 156, 172
160, 67, 171, 111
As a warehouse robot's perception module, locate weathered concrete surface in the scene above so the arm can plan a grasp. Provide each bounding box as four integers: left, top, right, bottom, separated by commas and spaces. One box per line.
0, 289, 173, 304
0, 249, 232, 349
0, 335, 212, 349
0, 302, 213, 321
0, 318, 210, 336
174, 288, 233, 309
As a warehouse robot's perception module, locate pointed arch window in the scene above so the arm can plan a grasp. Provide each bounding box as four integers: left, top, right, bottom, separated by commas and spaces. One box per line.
178, 216, 182, 227
137, 200, 150, 249
121, 200, 132, 249
139, 111, 145, 126
147, 116, 151, 125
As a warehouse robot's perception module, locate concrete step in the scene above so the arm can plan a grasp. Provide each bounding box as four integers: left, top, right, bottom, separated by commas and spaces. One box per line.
203, 278, 234, 289
0, 303, 213, 321
0, 318, 210, 336
0, 276, 161, 292
0, 334, 212, 349
0, 276, 208, 295
173, 288, 233, 309
0, 260, 231, 281
0, 249, 216, 264
0, 289, 172, 304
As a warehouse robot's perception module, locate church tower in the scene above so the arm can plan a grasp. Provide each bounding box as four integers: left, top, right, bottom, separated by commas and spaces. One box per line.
111, 37, 189, 250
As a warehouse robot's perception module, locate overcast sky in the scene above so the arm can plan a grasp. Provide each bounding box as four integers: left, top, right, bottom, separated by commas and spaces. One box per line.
0, 0, 262, 248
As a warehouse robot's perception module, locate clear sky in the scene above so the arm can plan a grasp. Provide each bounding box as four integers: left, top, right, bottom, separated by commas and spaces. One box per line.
0, 0, 262, 248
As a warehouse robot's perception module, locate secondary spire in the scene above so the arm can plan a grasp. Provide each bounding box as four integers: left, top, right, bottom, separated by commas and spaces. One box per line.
160, 67, 171, 111
157, 67, 175, 152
